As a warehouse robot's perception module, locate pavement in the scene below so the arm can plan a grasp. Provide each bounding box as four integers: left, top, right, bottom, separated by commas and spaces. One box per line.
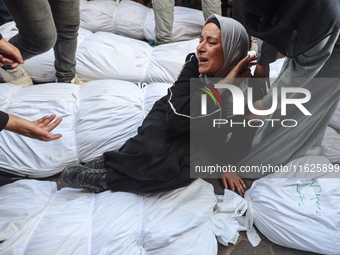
40, 174, 321, 255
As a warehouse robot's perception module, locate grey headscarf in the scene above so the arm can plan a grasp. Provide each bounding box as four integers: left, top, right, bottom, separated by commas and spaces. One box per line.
202, 14, 249, 78
199, 15, 250, 118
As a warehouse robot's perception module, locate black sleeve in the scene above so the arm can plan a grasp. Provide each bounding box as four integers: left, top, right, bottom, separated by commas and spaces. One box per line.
0, 111, 9, 132
165, 53, 225, 134
0, 34, 2, 40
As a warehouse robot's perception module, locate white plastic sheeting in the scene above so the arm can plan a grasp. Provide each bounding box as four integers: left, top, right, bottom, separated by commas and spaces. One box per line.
1, 76, 340, 178
3, 155, 337, 254
115, 1, 152, 40
79, 0, 205, 42
75, 80, 144, 162
143, 6, 205, 43
80, 0, 118, 34
0, 83, 79, 177
245, 156, 340, 255
0, 83, 21, 110
142, 82, 173, 116
144, 39, 199, 84
0, 22, 198, 84
305, 126, 340, 164
0, 80, 171, 177
0, 179, 245, 255
76, 32, 152, 83
75, 33, 198, 84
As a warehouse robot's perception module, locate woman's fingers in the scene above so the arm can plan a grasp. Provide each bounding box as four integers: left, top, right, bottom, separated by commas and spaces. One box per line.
222, 174, 247, 197
46, 118, 62, 132
238, 54, 257, 65
41, 114, 57, 126
234, 55, 257, 77
231, 178, 246, 196
36, 115, 50, 124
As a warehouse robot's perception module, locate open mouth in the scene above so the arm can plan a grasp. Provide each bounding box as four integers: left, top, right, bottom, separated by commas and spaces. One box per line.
199, 58, 208, 64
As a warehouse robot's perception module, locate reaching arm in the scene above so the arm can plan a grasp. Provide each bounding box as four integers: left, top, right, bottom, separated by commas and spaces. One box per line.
3, 113, 63, 141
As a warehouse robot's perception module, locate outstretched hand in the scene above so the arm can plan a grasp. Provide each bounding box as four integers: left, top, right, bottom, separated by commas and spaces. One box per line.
222, 171, 247, 197
0, 38, 24, 68
5, 114, 62, 141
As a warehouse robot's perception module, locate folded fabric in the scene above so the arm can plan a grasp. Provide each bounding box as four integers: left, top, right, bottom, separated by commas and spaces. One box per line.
0, 178, 243, 255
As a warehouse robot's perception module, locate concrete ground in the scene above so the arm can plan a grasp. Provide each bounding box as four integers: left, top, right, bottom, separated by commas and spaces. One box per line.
40, 174, 321, 255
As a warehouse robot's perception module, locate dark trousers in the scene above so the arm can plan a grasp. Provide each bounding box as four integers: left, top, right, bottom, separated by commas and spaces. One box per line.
2, 0, 80, 82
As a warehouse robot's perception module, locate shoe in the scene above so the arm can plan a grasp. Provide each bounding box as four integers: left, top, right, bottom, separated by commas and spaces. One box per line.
0, 66, 33, 87
60, 163, 108, 193
70, 75, 85, 85
84, 157, 105, 169
148, 40, 159, 47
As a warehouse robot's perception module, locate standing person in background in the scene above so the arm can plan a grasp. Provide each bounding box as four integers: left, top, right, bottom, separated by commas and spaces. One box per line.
149, 0, 222, 46
0, 0, 82, 86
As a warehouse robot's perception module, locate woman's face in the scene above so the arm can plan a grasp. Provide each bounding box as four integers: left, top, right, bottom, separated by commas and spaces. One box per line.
197, 23, 224, 75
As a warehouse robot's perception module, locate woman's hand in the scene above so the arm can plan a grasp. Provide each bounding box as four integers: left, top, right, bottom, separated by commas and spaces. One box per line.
5, 114, 63, 141
0, 38, 24, 68
216, 55, 258, 95
222, 171, 246, 197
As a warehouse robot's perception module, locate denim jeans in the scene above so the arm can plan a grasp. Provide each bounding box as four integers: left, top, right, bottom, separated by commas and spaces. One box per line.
3, 0, 80, 82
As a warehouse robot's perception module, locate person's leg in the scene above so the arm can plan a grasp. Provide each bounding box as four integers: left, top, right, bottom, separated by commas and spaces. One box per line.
48, 0, 80, 83
2, 0, 56, 60
1, 0, 56, 86
201, 0, 221, 21
151, 0, 174, 45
